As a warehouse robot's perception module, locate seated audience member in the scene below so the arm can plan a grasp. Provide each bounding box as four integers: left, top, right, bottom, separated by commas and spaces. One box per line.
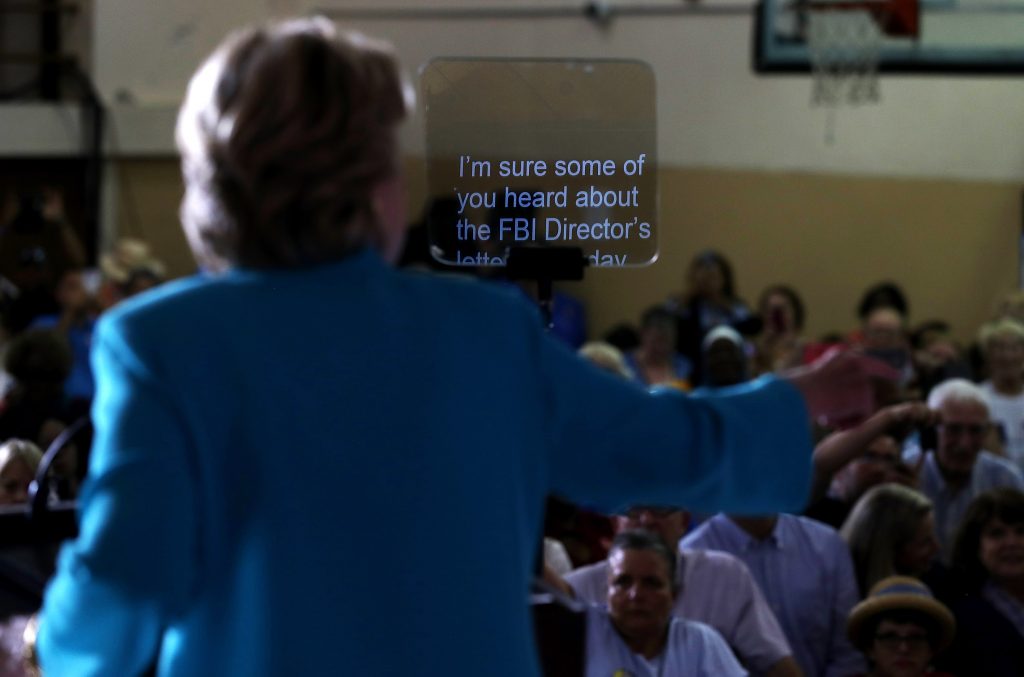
578, 341, 635, 381
861, 307, 913, 387
29, 269, 98, 404
941, 488, 1024, 677
968, 289, 1024, 379
682, 512, 866, 677
846, 576, 955, 677
98, 238, 167, 310
565, 506, 800, 676
700, 325, 750, 388
906, 379, 1024, 561
849, 282, 914, 389
666, 250, 756, 386
976, 318, 1024, 471
855, 282, 910, 336
584, 530, 746, 677
0, 329, 73, 445
807, 402, 937, 527
840, 485, 941, 597
755, 284, 808, 374
0, 439, 43, 505
909, 321, 971, 401
625, 305, 692, 389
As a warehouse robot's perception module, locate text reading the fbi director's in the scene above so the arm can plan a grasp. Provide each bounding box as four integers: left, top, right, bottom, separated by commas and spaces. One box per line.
451, 155, 652, 267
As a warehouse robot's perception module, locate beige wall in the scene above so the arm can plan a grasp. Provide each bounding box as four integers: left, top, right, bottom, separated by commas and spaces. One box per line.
115, 157, 1019, 344
568, 168, 1020, 345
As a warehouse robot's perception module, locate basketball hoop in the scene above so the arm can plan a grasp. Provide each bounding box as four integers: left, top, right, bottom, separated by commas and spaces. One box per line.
803, 0, 919, 139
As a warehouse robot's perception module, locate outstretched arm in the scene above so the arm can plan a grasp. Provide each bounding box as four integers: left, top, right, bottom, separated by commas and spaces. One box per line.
809, 401, 937, 502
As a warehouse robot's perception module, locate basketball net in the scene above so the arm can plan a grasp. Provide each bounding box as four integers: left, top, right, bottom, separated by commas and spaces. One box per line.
808, 8, 882, 106
806, 7, 883, 142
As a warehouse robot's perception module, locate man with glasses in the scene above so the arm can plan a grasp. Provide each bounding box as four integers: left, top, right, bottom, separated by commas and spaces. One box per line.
912, 378, 1024, 561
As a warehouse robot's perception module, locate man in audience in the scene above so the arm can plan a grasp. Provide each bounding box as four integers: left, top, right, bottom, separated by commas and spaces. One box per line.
908, 377, 1024, 560
806, 401, 938, 528
565, 506, 801, 676
682, 512, 866, 677
584, 530, 747, 676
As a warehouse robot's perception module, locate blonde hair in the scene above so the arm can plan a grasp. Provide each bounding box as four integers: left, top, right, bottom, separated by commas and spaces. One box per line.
176, 17, 413, 272
841, 484, 933, 595
0, 439, 43, 475
578, 342, 634, 380
977, 317, 1024, 352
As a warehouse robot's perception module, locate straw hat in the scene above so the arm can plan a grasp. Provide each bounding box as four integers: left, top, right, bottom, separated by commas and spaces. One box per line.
847, 576, 955, 653
100, 238, 165, 283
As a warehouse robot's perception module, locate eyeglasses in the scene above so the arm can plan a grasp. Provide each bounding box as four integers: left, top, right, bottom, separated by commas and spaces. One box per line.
874, 632, 930, 650
938, 422, 989, 438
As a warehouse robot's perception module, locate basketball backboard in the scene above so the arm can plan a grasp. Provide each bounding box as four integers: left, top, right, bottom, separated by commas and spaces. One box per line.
756, 0, 1024, 73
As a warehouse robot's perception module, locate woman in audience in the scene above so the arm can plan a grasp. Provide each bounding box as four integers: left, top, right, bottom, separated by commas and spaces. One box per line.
667, 249, 755, 385
846, 576, 955, 677
755, 284, 807, 374
625, 305, 692, 389
976, 318, 1024, 471
841, 484, 941, 597
943, 488, 1024, 676
0, 439, 42, 505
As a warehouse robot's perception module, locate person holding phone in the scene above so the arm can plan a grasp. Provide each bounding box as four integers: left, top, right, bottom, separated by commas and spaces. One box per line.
755, 284, 808, 374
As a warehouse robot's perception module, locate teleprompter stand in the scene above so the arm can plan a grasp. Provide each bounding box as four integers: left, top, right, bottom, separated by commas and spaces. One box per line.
504, 245, 588, 331
508, 245, 589, 677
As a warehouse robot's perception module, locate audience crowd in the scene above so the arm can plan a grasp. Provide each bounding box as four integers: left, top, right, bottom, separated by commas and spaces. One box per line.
2, 188, 1024, 676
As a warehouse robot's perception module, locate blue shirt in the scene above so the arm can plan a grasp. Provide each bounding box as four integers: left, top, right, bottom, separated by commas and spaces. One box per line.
29, 313, 96, 401
910, 449, 1024, 561
585, 606, 747, 677
681, 514, 865, 677
38, 249, 813, 676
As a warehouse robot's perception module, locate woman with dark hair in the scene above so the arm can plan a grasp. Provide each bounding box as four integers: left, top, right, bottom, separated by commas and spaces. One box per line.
668, 249, 755, 385
624, 305, 692, 389
941, 488, 1024, 676
755, 283, 808, 374
35, 17, 881, 677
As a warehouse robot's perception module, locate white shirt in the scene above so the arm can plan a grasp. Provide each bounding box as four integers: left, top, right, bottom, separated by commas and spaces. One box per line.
566, 548, 791, 675
980, 381, 1024, 472
584, 606, 747, 677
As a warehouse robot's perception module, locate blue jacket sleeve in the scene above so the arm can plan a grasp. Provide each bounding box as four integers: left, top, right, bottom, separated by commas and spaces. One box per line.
37, 317, 202, 677
540, 333, 813, 515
